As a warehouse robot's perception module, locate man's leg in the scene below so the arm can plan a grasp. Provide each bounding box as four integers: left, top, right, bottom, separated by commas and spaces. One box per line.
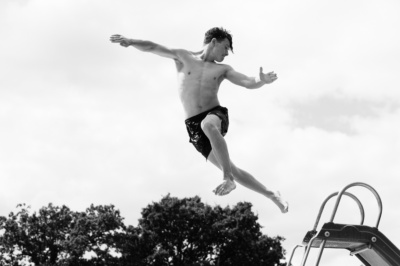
201, 114, 288, 213
201, 114, 236, 196
207, 152, 288, 213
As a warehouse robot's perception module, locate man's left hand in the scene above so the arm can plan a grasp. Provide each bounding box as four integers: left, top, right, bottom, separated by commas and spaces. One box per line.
259, 67, 278, 84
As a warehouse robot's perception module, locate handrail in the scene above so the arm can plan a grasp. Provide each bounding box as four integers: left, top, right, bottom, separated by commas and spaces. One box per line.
313, 191, 365, 231
329, 182, 383, 228
287, 244, 304, 266
300, 235, 320, 266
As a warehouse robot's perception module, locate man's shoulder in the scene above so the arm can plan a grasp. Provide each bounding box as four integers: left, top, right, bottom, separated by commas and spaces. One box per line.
214, 63, 233, 73
219, 63, 233, 69
171, 49, 197, 64
174, 49, 195, 57
215, 64, 234, 78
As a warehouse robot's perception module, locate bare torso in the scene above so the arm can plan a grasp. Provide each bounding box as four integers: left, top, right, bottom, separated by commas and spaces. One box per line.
109, 35, 275, 118
175, 50, 229, 118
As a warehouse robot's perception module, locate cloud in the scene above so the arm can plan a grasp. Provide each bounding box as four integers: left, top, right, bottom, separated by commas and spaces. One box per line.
286, 90, 399, 135
1, 1, 400, 266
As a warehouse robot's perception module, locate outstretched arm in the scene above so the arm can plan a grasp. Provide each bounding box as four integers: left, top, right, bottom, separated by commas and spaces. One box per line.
225, 66, 278, 89
110, 34, 179, 59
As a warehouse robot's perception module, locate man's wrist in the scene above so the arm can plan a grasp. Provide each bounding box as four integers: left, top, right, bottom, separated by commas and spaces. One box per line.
255, 76, 266, 84
126, 39, 134, 46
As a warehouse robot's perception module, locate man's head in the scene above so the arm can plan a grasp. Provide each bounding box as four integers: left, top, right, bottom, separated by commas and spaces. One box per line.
204, 27, 233, 52
203, 27, 233, 62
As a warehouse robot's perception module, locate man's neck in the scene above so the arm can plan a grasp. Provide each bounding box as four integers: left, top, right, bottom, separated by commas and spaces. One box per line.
199, 45, 215, 62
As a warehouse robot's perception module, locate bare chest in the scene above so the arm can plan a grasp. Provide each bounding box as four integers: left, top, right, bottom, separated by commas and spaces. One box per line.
178, 59, 226, 87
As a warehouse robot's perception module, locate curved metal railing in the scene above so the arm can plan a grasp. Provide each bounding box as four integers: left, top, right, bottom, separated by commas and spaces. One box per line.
313, 191, 365, 231
329, 182, 382, 228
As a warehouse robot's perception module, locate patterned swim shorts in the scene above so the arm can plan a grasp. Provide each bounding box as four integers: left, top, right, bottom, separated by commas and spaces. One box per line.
184, 106, 229, 159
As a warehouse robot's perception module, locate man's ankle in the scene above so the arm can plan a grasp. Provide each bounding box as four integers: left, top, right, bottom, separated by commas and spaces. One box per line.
224, 176, 234, 182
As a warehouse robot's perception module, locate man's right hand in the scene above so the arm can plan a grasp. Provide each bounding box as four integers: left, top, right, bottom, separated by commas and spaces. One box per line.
110, 34, 131, 47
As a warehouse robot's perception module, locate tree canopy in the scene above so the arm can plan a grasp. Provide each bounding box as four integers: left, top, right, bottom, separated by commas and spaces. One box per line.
0, 196, 286, 265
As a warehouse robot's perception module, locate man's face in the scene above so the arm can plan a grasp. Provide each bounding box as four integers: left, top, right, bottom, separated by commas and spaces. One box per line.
213, 38, 231, 62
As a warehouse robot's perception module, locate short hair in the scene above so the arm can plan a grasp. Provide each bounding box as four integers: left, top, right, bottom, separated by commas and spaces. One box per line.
203, 27, 233, 52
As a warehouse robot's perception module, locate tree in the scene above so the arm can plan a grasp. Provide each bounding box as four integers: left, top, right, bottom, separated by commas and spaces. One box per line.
0, 203, 126, 265
211, 202, 286, 266
0, 196, 286, 266
134, 195, 286, 266
61, 204, 126, 265
0, 203, 74, 265
137, 195, 217, 265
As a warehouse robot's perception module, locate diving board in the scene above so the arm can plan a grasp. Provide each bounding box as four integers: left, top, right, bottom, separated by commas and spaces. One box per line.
288, 182, 400, 266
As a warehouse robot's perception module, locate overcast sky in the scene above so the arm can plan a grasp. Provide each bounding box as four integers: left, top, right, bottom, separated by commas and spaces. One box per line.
1, 0, 400, 265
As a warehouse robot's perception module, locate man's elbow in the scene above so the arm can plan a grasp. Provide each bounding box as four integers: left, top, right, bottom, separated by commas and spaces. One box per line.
244, 82, 257, 89
238, 80, 251, 89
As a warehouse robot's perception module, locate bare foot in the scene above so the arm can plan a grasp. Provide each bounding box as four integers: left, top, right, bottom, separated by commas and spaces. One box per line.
213, 179, 236, 196
272, 191, 289, 213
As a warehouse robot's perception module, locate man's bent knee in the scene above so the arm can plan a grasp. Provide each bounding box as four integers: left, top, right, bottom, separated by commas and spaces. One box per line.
201, 115, 222, 135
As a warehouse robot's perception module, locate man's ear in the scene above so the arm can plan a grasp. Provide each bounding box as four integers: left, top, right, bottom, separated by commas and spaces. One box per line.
211, 38, 217, 46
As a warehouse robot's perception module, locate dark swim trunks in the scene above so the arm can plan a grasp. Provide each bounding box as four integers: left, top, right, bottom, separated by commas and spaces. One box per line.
185, 106, 229, 159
